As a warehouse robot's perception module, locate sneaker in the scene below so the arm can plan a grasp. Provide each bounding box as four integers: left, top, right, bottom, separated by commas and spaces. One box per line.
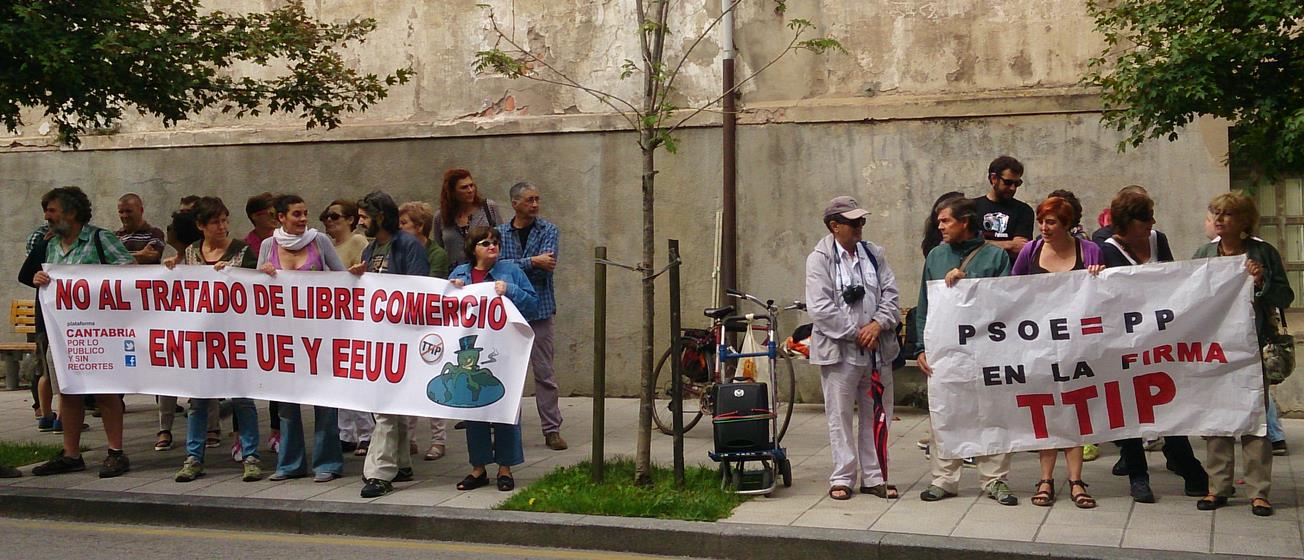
37, 413, 56, 432
919, 484, 955, 502
0, 465, 21, 478
268, 433, 281, 454
1082, 444, 1100, 462
962, 457, 976, 468
242, 457, 263, 482
921, 444, 930, 458
205, 431, 221, 448
99, 450, 130, 478
916, 437, 930, 450
230, 441, 243, 463
51, 417, 63, 434
360, 478, 393, 498
987, 480, 1018, 506
1272, 440, 1288, 456
32, 452, 85, 476
313, 471, 341, 483
1130, 479, 1156, 503
545, 432, 569, 451
174, 456, 204, 482
394, 467, 414, 482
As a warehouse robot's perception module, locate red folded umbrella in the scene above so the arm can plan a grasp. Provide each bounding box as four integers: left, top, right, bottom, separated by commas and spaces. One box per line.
869, 351, 888, 480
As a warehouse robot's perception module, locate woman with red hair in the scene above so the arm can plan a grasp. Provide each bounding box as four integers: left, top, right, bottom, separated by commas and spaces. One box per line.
433, 169, 502, 268
1012, 194, 1105, 509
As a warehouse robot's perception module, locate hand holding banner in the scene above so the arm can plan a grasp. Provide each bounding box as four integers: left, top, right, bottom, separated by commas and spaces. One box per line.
41, 264, 535, 424
924, 256, 1265, 459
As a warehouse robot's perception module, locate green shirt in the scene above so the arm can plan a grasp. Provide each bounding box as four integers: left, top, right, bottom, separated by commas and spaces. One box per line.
45, 225, 134, 266
427, 240, 451, 279
913, 237, 1011, 356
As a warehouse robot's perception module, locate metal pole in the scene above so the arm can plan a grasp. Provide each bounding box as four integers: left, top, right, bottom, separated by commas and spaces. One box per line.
720, 0, 738, 307
592, 246, 607, 482
668, 239, 685, 487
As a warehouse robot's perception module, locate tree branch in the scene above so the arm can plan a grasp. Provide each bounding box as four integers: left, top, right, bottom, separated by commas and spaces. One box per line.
665, 30, 801, 134
661, 0, 744, 99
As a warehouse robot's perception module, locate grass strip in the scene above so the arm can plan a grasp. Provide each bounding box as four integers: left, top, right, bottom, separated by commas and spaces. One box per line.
0, 440, 66, 467
496, 457, 748, 522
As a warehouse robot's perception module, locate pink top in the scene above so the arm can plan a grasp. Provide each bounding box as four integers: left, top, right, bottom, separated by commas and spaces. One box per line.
267, 240, 323, 271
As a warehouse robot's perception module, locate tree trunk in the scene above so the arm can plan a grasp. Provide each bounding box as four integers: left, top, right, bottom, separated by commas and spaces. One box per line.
634, 130, 656, 486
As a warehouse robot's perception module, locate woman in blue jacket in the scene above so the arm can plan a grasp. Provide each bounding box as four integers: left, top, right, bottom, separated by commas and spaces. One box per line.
448, 226, 538, 491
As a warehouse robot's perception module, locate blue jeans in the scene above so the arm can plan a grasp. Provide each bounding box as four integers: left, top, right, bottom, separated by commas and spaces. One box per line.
187, 398, 258, 463
465, 421, 524, 467
277, 404, 343, 476
1268, 393, 1286, 443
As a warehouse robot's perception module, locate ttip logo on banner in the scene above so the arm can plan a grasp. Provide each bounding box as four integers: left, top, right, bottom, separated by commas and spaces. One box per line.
1080, 317, 1103, 335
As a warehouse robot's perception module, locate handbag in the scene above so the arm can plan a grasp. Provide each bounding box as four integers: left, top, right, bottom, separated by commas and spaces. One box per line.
1262, 307, 1296, 385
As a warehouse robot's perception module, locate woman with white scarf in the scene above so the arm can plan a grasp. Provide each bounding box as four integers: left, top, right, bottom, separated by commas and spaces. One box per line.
257, 194, 348, 482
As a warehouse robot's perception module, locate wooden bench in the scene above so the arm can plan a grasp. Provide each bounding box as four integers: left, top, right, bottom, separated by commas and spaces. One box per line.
0, 299, 38, 390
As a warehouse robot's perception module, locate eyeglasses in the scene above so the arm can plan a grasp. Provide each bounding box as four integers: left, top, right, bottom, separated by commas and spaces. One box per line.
994, 175, 1024, 188
322, 213, 343, 222
476, 239, 500, 248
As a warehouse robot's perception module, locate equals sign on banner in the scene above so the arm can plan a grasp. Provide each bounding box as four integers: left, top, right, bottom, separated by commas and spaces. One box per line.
1080, 317, 1104, 335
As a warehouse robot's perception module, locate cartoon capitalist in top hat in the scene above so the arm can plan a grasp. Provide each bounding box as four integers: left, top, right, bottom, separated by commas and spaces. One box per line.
428, 335, 505, 408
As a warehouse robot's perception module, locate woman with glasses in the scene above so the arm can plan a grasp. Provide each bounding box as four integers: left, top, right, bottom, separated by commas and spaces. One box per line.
1193, 192, 1294, 517
319, 199, 375, 457
257, 194, 348, 483
163, 197, 264, 483
448, 227, 537, 492
433, 169, 502, 268
1011, 195, 1104, 509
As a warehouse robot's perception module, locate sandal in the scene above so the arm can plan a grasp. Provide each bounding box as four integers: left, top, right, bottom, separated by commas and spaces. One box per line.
859, 484, 899, 499
1196, 494, 1228, 511
1031, 479, 1056, 507
497, 474, 515, 492
1251, 498, 1274, 517
828, 485, 853, 500
457, 472, 489, 491
1069, 479, 1096, 509
154, 430, 173, 451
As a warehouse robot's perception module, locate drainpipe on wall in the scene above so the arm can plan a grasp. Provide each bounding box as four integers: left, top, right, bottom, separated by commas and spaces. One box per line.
721, 0, 738, 300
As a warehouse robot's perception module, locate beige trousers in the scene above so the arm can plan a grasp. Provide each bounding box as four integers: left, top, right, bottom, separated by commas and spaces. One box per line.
1205, 435, 1272, 500
928, 418, 1012, 494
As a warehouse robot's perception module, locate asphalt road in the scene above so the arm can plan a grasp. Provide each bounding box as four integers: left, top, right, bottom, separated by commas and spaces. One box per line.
0, 517, 698, 560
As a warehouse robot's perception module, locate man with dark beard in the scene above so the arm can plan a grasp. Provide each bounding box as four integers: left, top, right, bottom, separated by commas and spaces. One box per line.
352, 191, 431, 498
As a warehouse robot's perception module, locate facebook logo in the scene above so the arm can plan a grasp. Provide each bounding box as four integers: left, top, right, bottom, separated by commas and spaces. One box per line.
125, 355, 137, 367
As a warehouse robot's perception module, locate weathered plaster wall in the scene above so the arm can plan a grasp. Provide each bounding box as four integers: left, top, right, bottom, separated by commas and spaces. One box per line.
0, 115, 1229, 399
3, 0, 1107, 149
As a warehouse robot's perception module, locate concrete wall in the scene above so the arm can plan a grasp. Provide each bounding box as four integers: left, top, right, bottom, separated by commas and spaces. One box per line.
0, 113, 1229, 399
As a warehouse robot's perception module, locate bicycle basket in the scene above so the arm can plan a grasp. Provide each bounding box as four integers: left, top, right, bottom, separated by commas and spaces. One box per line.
680, 328, 714, 383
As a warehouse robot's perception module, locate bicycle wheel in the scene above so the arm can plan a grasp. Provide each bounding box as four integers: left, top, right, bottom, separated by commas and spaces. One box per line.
651, 345, 705, 436
774, 352, 796, 443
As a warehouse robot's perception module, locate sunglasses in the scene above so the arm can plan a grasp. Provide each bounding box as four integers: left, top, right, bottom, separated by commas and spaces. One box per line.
993, 175, 1024, 188
835, 217, 866, 228
321, 213, 344, 221
476, 239, 500, 248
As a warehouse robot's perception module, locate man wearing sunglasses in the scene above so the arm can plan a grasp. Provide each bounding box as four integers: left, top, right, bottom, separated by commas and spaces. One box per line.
972, 155, 1034, 258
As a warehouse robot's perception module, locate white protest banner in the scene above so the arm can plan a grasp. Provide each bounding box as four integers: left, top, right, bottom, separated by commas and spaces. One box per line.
924, 256, 1265, 459
40, 264, 534, 424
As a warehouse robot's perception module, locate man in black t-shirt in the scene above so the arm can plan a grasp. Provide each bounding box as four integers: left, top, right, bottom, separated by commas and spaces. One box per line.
972, 155, 1034, 258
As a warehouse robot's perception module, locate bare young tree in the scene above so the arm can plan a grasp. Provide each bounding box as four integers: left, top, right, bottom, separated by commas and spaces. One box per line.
475, 0, 840, 485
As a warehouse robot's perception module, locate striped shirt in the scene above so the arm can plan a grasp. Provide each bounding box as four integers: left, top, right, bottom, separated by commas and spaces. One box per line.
116, 224, 165, 263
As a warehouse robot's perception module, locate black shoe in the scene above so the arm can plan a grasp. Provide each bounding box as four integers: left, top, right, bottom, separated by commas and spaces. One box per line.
1183, 474, 1209, 497
1272, 440, 1288, 456
0, 465, 22, 478
394, 467, 414, 482
32, 452, 85, 476
1130, 479, 1156, 503
497, 474, 515, 491
340, 441, 358, 454
1112, 456, 1128, 476
457, 472, 489, 491
454, 421, 467, 430
360, 478, 393, 498
1196, 495, 1228, 511
99, 450, 130, 478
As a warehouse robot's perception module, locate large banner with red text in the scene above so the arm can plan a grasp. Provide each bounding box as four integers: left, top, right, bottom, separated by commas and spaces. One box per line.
40, 264, 534, 424
924, 256, 1265, 459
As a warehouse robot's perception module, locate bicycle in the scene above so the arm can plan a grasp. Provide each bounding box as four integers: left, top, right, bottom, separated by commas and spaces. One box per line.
651, 288, 801, 443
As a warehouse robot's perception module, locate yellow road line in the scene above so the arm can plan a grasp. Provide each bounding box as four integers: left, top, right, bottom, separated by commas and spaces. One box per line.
0, 517, 671, 560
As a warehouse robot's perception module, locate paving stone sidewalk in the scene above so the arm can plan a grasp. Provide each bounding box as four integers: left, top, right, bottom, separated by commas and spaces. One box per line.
0, 390, 1300, 557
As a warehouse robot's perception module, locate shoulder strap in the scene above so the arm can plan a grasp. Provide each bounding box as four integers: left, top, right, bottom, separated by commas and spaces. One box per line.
858, 241, 879, 273
484, 201, 499, 227
92, 227, 108, 265
958, 242, 990, 274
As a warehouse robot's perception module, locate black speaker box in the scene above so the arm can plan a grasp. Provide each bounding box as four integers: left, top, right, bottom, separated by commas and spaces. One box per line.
713, 382, 770, 453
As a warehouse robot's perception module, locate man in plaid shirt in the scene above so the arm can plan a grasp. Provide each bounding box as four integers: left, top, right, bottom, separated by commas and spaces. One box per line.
496, 182, 566, 450
21, 186, 135, 478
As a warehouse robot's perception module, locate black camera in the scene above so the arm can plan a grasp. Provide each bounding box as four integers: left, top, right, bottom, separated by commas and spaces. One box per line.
841, 285, 866, 304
